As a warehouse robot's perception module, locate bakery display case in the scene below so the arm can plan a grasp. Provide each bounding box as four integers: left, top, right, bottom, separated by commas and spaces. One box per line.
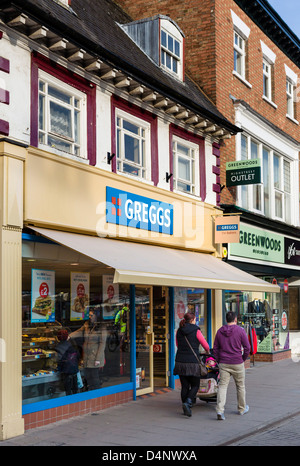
22, 323, 63, 404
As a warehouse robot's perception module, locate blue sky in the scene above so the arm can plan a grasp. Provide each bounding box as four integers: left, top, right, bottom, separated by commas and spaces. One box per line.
267, 0, 300, 38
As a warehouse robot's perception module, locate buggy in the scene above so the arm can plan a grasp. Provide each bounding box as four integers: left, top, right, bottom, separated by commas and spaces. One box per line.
197, 353, 219, 403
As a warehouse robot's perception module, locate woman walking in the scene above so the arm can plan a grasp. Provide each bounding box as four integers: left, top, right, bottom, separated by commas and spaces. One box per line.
173, 312, 210, 417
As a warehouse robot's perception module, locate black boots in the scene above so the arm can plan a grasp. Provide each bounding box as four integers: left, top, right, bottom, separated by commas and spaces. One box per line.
182, 398, 193, 417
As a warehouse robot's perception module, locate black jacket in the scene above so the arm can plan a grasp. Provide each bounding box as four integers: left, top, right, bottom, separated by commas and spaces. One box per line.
175, 323, 200, 364
56, 340, 80, 375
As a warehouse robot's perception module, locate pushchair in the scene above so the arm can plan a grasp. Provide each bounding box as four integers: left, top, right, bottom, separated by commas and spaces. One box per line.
197, 353, 219, 403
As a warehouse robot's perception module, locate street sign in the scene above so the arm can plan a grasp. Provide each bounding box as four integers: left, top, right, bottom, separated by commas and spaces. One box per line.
226, 159, 261, 187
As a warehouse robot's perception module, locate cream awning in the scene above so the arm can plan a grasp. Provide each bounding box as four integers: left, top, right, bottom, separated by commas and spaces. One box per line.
30, 227, 280, 293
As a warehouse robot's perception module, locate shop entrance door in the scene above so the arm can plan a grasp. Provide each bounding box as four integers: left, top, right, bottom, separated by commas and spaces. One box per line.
135, 286, 154, 396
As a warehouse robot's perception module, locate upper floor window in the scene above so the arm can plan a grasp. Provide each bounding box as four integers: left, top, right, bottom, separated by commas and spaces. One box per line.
173, 137, 199, 195
160, 18, 184, 80
161, 29, 180, 75
116, 109, 151, 180
231, 10, 250, 83
263, 59, 272, 101
238, 133, 292, 224
260, 41, 276, 106
234, 31, 246, 78
286, 79, 295, 119
31, 54, 96, 164
38, 71, 87, 158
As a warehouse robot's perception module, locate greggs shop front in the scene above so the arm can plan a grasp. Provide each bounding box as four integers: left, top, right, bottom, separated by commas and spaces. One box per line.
0, 142, 278, 439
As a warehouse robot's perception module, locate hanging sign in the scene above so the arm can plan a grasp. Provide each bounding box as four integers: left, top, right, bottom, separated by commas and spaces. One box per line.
214, 215, 240, 243
226, 159, 261, 187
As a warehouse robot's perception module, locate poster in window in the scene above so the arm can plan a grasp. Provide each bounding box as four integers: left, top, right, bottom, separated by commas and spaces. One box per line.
70, 272, 90, 321
31, 269, 55, 323
102, 275, 119, 320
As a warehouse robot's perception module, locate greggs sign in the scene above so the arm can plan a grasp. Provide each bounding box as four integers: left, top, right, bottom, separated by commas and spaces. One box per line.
106, 187, 173, 235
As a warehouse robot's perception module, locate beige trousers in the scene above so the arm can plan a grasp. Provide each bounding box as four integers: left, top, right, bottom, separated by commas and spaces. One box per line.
216, 363, 246, 414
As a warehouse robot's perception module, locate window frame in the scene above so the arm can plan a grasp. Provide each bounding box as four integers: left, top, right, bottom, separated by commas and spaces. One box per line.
115, 108, 151, 181
286, 79, 295, 119
159, 18, 184, 81
111, 96, 159, 186
172, 135, 199, 196
237, 133, 293, 223
31, 54, 96, 165
38, 70, 87, 159
263, 59, 272, 101
160, 28, 181, 76
233, 30, 246, 79
169, 124, 206, 201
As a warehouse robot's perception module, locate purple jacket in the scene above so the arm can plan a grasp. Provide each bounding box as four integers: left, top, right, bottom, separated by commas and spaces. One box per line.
213, 324, 250, 365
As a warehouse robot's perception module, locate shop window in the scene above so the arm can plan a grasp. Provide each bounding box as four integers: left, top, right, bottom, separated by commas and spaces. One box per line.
237, 133, 292, 224
224, 288, 289, 354
116, 109, 150, 180
22, 239, 130, 406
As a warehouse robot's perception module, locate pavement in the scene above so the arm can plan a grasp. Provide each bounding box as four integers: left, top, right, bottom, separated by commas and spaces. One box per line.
1, 358, 300, 448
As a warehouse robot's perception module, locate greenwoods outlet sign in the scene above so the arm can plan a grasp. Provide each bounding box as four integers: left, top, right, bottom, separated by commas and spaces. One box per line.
228, 224, 300, 269
226, 159, 261, 187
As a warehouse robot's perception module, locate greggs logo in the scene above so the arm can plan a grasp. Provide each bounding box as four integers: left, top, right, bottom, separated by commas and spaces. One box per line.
106, 187, 173, 235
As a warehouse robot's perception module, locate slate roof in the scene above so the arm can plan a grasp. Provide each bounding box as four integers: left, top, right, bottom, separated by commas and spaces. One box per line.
0, 0, 239, 133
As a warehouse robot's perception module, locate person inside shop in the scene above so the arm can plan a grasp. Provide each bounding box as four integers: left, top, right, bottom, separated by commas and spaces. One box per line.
173, 312, 210, 417
70, 310, 108, 391
114, 304, 129, 351
55, 329, 81, 396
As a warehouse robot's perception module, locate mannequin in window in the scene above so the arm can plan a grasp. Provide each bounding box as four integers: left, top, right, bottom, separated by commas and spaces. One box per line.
248, 298, 264, 314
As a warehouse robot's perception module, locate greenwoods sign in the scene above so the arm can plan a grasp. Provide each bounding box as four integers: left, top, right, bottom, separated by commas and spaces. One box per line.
229, 224, 284, 264
226, 159, 261, 187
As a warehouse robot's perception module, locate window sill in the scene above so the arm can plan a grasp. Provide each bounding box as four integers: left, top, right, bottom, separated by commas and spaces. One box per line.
262, 95, 277, 109
286, 114, 299, 125
232, 71, 252, 89
39, 144, 89, 164
116, 170, 154, 186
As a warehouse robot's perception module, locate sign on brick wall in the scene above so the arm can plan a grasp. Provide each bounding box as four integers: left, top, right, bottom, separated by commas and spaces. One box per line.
226, 159, 261, 187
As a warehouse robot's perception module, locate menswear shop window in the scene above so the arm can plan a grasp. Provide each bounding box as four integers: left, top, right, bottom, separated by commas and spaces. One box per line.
116, 109, 150, 180
38, 70, 87, 159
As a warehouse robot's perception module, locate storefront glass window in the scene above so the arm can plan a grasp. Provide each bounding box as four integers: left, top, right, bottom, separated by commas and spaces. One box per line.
22, 239, 131, 406
224, 283, 290, 354
174, 288, 206, 352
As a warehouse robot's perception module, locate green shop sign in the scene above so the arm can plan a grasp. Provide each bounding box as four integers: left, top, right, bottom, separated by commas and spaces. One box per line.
229, 224, 284, 264
226, 159, 261, 187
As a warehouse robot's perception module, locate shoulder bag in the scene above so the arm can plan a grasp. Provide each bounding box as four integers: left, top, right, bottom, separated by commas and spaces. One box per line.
184, 335, 208, 377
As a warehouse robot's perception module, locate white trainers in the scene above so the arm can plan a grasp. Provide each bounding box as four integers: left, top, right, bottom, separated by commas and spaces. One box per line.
239, 405, 249, 415
217, 412, 225, 420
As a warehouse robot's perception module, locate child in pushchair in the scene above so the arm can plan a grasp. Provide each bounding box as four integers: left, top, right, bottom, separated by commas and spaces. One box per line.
197, 353, 219, 403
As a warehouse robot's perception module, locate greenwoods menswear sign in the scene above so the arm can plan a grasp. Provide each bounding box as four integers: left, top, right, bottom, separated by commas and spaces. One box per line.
226, 159, 261, 187
229, 224, 284, 264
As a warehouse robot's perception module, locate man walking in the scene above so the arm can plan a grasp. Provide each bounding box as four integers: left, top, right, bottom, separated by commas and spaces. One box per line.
213, 311, 251, 420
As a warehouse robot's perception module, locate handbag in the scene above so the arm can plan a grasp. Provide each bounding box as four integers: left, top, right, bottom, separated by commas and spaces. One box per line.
184, 336, 208, 377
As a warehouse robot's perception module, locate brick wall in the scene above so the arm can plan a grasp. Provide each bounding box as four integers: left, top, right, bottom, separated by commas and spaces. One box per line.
116, 0, 300, 204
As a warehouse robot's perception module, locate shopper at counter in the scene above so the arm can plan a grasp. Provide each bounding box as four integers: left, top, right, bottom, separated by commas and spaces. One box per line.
70, 310, 108, 391
55, 329, 80, 396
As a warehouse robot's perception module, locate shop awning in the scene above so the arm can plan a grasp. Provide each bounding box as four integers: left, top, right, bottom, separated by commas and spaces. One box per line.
30, 227, 280, 293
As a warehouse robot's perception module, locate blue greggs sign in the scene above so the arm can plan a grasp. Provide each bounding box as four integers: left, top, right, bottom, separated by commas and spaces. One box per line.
106, 187, 173, 235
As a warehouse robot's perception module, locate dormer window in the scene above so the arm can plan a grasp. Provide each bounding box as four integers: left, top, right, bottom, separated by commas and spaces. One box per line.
120, 15, 184, 81
161, 29, 181, 74
160, 18, 184, 80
